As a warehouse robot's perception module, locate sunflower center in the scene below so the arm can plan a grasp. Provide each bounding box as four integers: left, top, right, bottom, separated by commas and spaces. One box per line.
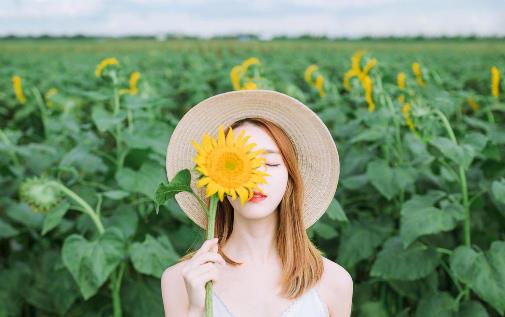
209, 149, 250, 188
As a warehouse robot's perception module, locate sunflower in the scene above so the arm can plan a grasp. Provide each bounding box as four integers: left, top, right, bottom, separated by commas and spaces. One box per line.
191, 124, 270, 206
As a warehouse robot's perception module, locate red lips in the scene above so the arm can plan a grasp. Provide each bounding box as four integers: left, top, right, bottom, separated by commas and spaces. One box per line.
252, 190, 267, 197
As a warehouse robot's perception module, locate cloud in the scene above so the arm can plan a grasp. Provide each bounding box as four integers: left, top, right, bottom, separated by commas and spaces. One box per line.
0, 0, 504, 37
0, 0, 104, 18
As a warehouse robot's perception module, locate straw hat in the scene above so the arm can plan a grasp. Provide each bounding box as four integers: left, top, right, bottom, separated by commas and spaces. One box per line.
165, 89, 340, 230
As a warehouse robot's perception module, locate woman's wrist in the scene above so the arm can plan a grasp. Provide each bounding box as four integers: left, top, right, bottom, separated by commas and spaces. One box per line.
188, 306, 204, 317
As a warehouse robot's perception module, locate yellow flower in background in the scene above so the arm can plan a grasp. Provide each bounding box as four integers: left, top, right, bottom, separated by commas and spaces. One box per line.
229, 57, 261, 90
11, 75, 27, 104
401, 103, 418, 134
343, 50, 376, 91
95, 57, 119, 77
412, 62, 424, 86
397, 72, 406, 103
45, 88, 58, 109
230, 65, 244, 90
128, 71, 141, 95
243, 81, 257, 90
351, 50, 365, 72
466, 97, 479, 113
303, 64, 325, 97
491, 66, 500, 98
314, 75, 325, 97
191, 124, 270, 205
362, 58, 377, 75
363, 75, 375, 112
343, 50, 377, 110
397, 72, 406, 90
343, 69, 359, 91
241, 57, 261, 72
304, 64, 318, 84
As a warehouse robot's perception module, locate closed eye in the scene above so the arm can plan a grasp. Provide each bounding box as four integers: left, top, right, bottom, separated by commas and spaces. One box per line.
266, 164, 280, 167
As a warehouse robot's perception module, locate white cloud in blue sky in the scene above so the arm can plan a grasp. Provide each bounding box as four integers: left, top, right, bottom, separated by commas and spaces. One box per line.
1, 0, 504, 37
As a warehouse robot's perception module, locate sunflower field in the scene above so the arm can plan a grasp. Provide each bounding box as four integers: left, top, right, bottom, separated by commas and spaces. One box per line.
0, 39, 504, 317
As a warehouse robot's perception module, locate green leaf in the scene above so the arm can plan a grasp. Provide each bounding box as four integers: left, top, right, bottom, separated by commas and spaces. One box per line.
42, 200, 70, 235
325, 198, 348, 222
349, 126, 385, 143
491, 179, 505, 205
121, 276, 164, 317
400, 192, 464, 247
415, 291, 456, 317
59, 146, 107, 175
115, 159, 166, 200
366, 159, 396, 200
25, 250, 79, 316
0, 218, 19, 239
450, 241, 505, 315
102, 190, 130, 200
5, 201, 44, 229
0, 262, 31, 317
388, 271, 438, 301
104, 208, 138, 240
340, 174, 368, 190
312, 221, 338, 240
366, 160, 416, 200
338, 214, 394, 268
154, 168, 194, 211
455, 300, 489, 317
358, 301, 389, 317
91, 106, 125, 133
371, 236, 440, 280
61, 228, 126, 300
122, 121, 172, 156
430, 137, 475, 169
129, 234, 179, 278
463, 132, 488, 153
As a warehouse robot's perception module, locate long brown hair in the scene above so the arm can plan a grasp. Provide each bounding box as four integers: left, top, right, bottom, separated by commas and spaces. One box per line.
177, 117, 325, 299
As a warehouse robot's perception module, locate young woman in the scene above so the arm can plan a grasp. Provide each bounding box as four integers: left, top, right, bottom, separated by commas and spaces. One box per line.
161, 91, 353, 317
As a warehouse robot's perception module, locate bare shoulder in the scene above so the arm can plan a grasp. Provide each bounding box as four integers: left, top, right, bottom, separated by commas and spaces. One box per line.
318, 256, 354, 317
160, 260, 189, 317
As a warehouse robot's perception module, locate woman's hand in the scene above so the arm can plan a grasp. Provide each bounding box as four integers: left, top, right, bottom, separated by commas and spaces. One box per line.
181, 238, 226, 313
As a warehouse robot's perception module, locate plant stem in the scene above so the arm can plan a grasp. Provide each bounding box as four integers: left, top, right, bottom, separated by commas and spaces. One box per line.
31, 87, 49, 140
110, 262, 126, 317
111, 71, 123, 169
432, 108, 471, 300
51, 182, 105, 234
205, 194, 218, 317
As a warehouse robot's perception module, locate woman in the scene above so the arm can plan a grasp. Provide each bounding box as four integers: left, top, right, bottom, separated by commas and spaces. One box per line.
161, 90, 353, 317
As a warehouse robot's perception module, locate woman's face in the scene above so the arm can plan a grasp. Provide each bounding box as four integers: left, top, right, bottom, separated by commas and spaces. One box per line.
226, 122, 289, 220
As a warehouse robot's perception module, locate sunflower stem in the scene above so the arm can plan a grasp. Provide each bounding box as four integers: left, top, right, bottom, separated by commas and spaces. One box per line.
51, 181, 105, 235
432, 108, 471, 301
205, 194, 218, 317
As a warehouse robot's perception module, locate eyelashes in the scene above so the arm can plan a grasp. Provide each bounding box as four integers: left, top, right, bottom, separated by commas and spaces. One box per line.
266, 164, 280, 167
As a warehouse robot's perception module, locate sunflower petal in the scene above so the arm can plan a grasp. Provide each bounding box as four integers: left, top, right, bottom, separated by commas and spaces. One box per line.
206, 182, 219, 198
197, 177, 211, 188
191, 139, 205, 154
237, 186, 248, 206
226, 127, 235, 146
218, 187, 225, 201
203, 133, 213, 152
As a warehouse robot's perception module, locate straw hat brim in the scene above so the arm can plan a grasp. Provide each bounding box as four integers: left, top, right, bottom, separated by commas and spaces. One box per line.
165, 89, 340, 230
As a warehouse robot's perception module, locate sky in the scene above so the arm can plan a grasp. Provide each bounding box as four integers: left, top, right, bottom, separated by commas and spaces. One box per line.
1, 0, 504, 38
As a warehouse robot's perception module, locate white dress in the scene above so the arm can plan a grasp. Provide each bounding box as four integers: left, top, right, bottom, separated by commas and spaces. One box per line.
212, 286, 329, 317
